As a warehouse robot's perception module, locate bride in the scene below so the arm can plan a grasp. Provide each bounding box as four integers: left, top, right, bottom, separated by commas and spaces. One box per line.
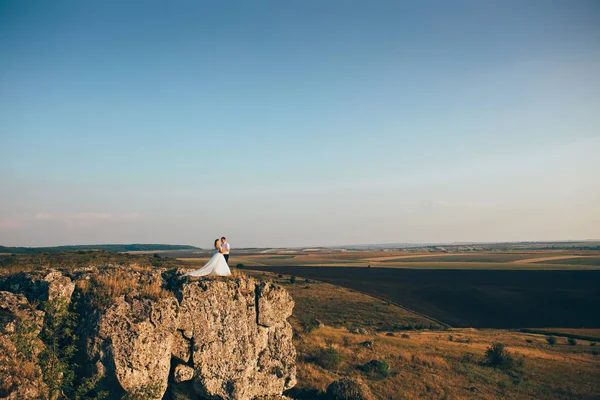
184, 239, 231, 277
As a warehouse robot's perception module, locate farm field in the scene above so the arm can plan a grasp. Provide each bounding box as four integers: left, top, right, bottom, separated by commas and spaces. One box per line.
161, 248, 600, 269
245, 266, 600, 329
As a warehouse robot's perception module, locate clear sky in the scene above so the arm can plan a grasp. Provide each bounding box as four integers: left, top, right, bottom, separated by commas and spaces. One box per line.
1, 1, 599, 248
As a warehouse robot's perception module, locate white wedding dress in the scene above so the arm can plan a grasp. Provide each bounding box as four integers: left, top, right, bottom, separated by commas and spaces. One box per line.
184, 251, 231, 277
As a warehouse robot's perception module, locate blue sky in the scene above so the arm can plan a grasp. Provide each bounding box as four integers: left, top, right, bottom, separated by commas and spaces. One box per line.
1, 1, 599, 247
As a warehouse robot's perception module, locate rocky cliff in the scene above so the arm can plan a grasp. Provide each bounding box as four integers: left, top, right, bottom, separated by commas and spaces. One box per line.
0, 268, 296, 400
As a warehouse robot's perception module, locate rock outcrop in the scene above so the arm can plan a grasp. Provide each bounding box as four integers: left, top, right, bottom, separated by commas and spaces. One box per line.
2, 270, 75, 303
87, 296, 179, 399
0, 291, 47, 400
178, 279, 296, 399
0, 268, 297, 400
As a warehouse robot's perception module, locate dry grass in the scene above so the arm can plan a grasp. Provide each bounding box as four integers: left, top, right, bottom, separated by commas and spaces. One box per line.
79, 268, 172, 310
292, 326, 600, 399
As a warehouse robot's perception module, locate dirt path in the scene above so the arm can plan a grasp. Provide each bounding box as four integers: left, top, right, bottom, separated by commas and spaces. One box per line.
512, 255, 590, 264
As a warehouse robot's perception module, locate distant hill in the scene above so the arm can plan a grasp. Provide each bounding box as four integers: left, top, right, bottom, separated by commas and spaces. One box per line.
0, 244, 200, 254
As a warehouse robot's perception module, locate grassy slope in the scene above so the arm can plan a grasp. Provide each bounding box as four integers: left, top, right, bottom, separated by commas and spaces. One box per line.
293, 326, 600, 399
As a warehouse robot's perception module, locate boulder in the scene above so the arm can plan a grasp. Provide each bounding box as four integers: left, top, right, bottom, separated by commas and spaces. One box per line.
173, 364, 195, 383
42, 270, 75, 301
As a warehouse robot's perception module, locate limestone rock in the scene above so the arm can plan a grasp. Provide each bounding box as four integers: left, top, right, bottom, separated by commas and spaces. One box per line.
171, 329, 192, 363
173, 364, 195, 383
90, 295, 179, 399
2, 266, 297, 400
0, 291, 47, 400
256, 281, 294, 327
42, 270, 75, 301
178, 278, 296, 400
1, 270, 74, 303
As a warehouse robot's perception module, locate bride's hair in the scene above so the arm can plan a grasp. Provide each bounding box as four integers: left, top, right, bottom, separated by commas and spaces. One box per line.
214, 239, 221, 250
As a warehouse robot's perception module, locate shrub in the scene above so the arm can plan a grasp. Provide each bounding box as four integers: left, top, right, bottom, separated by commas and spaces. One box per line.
236, 264, 245, 269
300, 320, 320, 333
448, 335, 454, 341
568, 338, 577, 346
525, 339, 533, 343
326, 378, 373, 400
277, 274, 283, 278
39, 297, 78, 399
122, 383, 163, 400
546, 336, 557, 345
359, 359, 390, 378
591, 342, 597, 347
484, 342, 522, 374
342, 336, 351, 347
289, 276, 296, 284
316, 345, 341, 370
401, 333, 410, 339
462, 353, 475, 363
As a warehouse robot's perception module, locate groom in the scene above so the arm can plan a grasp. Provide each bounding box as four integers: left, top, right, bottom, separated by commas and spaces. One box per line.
220, 237, 230, 264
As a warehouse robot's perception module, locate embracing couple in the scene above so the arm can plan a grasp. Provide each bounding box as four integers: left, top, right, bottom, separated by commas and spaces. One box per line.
184, 237, 231, 277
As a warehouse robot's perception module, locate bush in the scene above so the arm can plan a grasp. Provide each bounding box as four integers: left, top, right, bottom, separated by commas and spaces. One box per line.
326, 378, 373, 400
316, 345, 341, 370
448, 335, 454, 341
546, 336, 557, 345
290, 276, 296, 284
591, 343, 597, 347
359, 359, 389, 378
484, 342, 522, 374
401, 333, 410, 339
525, 339, 533, 343
568, 338, 577, 346
236, 264, 245, 269
39, 298, 77, 399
